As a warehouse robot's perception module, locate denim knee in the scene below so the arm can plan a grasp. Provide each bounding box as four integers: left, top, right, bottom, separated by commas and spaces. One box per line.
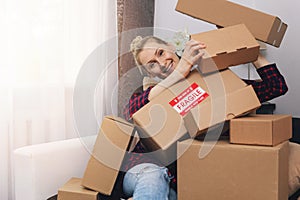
138, 164, 170, 183
123, 163, 172, 199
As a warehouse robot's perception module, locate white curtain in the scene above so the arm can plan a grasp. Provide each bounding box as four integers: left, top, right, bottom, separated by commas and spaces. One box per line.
0, 0, 118, 199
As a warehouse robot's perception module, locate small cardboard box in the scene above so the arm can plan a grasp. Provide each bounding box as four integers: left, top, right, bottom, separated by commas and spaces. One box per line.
176, 0, 287, 47
133, 69, 260, 154
57, 177, 98, 200
191, 24, 259, 74
177, 139, 289, 200
81, 116, 137, 198
230, 114, 292, 146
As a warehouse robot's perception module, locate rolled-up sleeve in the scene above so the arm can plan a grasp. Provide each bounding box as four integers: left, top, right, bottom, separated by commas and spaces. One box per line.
243, 63, 288, 103
122, 86, 153, 121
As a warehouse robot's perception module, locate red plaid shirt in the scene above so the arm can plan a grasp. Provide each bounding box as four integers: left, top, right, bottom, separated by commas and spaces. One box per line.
122, 63, 288, 189
243, 64, 288, 102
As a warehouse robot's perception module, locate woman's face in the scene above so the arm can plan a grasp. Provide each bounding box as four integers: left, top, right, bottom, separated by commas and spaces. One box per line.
138, 41, 179, 80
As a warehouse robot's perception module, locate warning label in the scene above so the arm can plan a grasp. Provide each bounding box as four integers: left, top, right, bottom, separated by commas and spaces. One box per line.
169, 83, 209, 116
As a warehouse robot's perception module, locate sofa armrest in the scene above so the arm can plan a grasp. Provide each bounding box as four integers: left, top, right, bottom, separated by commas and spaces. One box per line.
14, 136, 96, 200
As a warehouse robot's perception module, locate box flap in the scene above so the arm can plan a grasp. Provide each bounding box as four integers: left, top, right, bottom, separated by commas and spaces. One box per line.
268, 17, 288, 47
58, 177, 98, 200
105, 115, 135, 128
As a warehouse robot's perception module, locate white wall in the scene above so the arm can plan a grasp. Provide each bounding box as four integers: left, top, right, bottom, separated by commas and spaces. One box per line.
154, 0, 300, 117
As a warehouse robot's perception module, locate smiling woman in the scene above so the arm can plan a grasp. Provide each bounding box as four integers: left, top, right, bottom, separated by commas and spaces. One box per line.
129, 35, 206, 101
0, 0, 117, 199
135, 38, 179, 79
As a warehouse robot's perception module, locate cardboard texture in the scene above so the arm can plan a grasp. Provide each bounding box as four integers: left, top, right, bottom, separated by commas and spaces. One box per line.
58, 177, 98, 200
176, 0, 287, 47
177, 139, 289, 200
191, 24, 259, 74
133, 69, 261, 156
81, 116, 136, 197
230, 114, 292, 146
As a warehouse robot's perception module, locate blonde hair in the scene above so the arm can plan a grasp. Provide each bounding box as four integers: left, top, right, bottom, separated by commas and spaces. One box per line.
130, 36, 168, 75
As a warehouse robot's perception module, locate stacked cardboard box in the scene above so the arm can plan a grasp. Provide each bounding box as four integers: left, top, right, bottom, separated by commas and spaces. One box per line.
57, 177, 99, 200
177, 114, 292, 200
230, 114, 292, 146
177, 139, 290, 200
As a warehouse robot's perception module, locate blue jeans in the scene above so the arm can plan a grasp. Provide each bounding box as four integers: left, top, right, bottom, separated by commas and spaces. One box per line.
123, 163, 177, 200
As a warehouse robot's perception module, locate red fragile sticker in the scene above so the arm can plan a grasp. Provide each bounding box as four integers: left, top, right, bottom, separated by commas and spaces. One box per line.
169, 83, 209, 116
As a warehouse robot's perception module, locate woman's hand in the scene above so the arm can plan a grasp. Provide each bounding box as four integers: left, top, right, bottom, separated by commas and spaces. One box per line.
148, 40, 206, 101
176, 40, 206, 77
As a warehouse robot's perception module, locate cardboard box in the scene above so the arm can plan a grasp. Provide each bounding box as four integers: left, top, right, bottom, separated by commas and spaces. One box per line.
183, 69, 261, 138
81, 116, 137, 197
191, 24, 259, 74
176, 0, 287, 47
230, 114, 292, 146
133, 69, 260, 156
177, 139, 289, 200
58, 177, 98, 200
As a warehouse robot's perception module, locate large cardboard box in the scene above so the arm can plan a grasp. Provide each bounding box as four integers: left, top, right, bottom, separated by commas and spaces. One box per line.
133, 69, 260, 157
81, 116, 137, 198
176, 0, 287, 47
177, 139, 289, 200
230, 114, 292, 146
191, 24, 259, 74
58, 177, 98, 200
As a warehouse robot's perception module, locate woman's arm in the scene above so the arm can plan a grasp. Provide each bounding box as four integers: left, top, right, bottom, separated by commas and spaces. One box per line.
244, 54, 288, 103
252, 53, 270, 69
122, 86, 153, 121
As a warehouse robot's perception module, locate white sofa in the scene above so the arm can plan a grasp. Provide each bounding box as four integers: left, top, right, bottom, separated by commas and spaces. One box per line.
13, 137, 300, 200
14, 137, 96, 200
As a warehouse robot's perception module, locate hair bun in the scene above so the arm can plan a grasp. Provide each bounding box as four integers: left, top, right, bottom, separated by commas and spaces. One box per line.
130, 36, 143, 53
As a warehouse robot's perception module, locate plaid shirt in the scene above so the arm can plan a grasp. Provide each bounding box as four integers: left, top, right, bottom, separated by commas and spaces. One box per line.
122, 63, 288, 189
243, 63, 288, 102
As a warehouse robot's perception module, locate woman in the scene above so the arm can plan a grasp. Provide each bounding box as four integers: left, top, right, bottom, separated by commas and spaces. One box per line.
122, 35, 288, 200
